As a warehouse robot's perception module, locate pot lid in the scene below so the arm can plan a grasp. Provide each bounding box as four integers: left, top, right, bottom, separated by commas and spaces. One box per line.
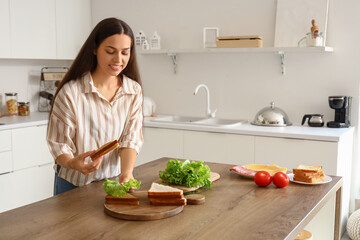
251, 101, 292, 127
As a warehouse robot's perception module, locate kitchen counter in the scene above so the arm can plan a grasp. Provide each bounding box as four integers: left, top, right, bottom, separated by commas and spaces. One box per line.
0, 157, 342, 240
0, 111, 49, 130
145, 116, 354, 142
0, 113, 354, 142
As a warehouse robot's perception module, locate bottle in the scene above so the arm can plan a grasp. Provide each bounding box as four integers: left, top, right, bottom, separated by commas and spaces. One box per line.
5, 93, 18, 115
18, 102, 30, 116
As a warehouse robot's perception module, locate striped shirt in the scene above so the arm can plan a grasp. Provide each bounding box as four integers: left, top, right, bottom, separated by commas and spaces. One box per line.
47, 72, 143, 186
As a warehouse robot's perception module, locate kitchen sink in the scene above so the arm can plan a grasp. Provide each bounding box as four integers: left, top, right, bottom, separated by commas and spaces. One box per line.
150, 116, 246, 127
150, 116, 205, 123
194, 118, 246, 127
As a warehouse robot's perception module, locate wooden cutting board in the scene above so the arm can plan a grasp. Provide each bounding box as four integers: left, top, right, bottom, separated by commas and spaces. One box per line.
153, 172, 220, 193
104, 191, 184, 221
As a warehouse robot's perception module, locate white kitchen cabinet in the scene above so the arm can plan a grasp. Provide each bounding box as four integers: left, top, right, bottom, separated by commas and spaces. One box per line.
55, 0, 91, 59
0, 163, 54, 213
0, 129, 12, 175
0, 124, 54, 213
10, 0, 57, 59
136, 127, 183, 166
12, 125, 53, 171
254, 136, 338, 173
0, 0, 11, 58
0, 152, 12, 174
0, 129, 11, 152
183, 131, 254, 165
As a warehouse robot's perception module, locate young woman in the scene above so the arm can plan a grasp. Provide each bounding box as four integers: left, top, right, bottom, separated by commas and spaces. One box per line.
47, 18, 143, 195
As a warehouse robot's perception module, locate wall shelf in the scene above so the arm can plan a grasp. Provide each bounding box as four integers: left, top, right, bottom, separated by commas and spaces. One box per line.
139, 46, 334, 75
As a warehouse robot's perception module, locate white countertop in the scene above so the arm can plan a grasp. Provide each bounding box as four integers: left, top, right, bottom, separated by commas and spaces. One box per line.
0, 113, 354, 142
0, 112, 49, 130
144, 116, 354, 142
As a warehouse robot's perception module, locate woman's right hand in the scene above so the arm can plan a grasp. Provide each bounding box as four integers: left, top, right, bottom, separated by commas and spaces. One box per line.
68, 151, 104, 175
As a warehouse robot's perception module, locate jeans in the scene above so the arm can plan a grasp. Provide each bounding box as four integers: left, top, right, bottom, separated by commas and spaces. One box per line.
53, 165, 78, 196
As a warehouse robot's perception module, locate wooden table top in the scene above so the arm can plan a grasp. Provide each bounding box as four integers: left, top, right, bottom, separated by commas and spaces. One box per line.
0, 158, 342, 240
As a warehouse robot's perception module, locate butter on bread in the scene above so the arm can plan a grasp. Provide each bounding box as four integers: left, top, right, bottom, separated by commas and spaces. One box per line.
148, 183, 186, 206
293, 164, 324, 183
90, 140, 119, 160
105, 193, 139, 205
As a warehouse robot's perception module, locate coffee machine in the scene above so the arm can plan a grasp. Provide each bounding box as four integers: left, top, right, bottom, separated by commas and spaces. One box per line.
327, 96, 351, 128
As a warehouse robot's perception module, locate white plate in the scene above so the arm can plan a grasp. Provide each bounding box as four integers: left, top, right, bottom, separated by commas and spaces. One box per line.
288, 173, 332, 185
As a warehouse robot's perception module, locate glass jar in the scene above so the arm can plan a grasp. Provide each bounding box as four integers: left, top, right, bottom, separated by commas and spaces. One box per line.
18, 102, 30, 116
5, 93, 18, 115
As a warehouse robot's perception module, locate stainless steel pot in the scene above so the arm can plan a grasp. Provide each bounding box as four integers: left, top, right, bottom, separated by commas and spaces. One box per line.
251, 102, 292, 127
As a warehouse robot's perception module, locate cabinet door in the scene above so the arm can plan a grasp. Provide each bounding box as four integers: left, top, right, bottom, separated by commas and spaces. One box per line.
0, 151, 12, 174
12, 125, 53, 171
0, 129, 11, 152
183, 131, 255, 165
254, 136, 338, 174
136, 127, 183, 166
55, 0, 91, 59
0, 163, 54, 212
0, 0, 11, 57
10, 0, 56, 59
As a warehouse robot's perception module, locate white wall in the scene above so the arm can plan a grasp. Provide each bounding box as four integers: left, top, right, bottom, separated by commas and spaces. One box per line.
91, 0, 360, 212
0, 59, 71, 114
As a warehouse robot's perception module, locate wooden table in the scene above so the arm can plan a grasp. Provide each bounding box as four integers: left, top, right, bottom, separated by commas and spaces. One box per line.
0, 158, 342, 240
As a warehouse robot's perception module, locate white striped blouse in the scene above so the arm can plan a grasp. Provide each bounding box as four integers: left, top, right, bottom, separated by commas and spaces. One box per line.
47, 72, 144, 186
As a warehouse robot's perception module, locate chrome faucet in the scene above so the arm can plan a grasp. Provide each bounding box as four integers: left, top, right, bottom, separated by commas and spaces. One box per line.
194, 84, 217, 118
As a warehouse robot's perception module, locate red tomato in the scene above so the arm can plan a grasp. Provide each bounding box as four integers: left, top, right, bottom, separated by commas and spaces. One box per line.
254, 171, 273, 187
272, 172, 290, 188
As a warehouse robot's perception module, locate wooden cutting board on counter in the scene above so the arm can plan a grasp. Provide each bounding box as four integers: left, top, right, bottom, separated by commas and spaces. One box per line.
153, 172, 220, 193
104, 191, 184, 221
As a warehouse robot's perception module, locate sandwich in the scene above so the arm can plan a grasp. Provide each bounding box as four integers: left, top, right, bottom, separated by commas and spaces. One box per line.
105, 193, 139, 205
293, 164, 324, 183
90, 140, 119, 160
148, 182, 186, 206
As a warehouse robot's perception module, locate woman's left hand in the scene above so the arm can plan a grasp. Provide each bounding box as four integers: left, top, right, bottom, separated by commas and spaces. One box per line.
119, 172, 135, 192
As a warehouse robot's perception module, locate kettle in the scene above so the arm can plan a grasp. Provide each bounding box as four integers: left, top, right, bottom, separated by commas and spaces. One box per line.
301, 114, 324, 127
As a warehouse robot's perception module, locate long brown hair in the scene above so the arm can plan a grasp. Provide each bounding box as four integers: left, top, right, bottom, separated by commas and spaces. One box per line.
50, 17, 141, 115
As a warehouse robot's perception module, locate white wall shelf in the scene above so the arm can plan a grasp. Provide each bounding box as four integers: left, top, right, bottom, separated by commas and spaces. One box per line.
139, 46, 334, 75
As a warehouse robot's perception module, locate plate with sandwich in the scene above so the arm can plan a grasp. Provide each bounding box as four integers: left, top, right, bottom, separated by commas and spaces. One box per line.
230, 164, 287, 178
289, 164, 332, 185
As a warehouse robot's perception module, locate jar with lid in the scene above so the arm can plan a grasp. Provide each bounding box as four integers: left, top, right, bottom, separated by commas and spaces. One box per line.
18, 102, 30, 116
5, 93, 18, 115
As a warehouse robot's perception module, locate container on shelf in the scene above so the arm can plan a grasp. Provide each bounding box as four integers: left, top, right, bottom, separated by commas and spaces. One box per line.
18, 102, 30, 116
5, 93, 18, 115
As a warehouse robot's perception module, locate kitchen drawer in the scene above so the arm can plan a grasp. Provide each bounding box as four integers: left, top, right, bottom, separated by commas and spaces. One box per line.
0, 130, 11, 152
0, 151, 12, 174
12, 125, 53, 171
183, 131, 255, 164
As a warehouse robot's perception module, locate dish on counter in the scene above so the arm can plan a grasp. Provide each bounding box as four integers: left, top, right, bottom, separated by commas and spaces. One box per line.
288, 173, 332, 185
230, 164, 287, 178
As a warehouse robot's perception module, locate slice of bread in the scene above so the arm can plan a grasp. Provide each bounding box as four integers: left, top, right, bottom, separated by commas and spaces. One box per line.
148, 183, 186, 206
148, 182, 183, 198
293, 164, 323, 173
105, 193, 139, 205
149, 198, 187, 206
293, 175, 324, 183
293, 164, 324, 183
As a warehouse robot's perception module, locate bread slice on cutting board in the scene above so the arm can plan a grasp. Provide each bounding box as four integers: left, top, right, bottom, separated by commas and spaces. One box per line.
148, 183, 186, 206
105, 193, 140, 205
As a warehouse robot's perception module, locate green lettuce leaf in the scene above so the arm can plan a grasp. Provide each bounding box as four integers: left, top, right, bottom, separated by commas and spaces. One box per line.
159, 159, 212, 188
103, 179, 141, 197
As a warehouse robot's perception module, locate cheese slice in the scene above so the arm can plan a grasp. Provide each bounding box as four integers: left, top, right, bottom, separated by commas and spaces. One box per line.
245, 164, 287, 175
